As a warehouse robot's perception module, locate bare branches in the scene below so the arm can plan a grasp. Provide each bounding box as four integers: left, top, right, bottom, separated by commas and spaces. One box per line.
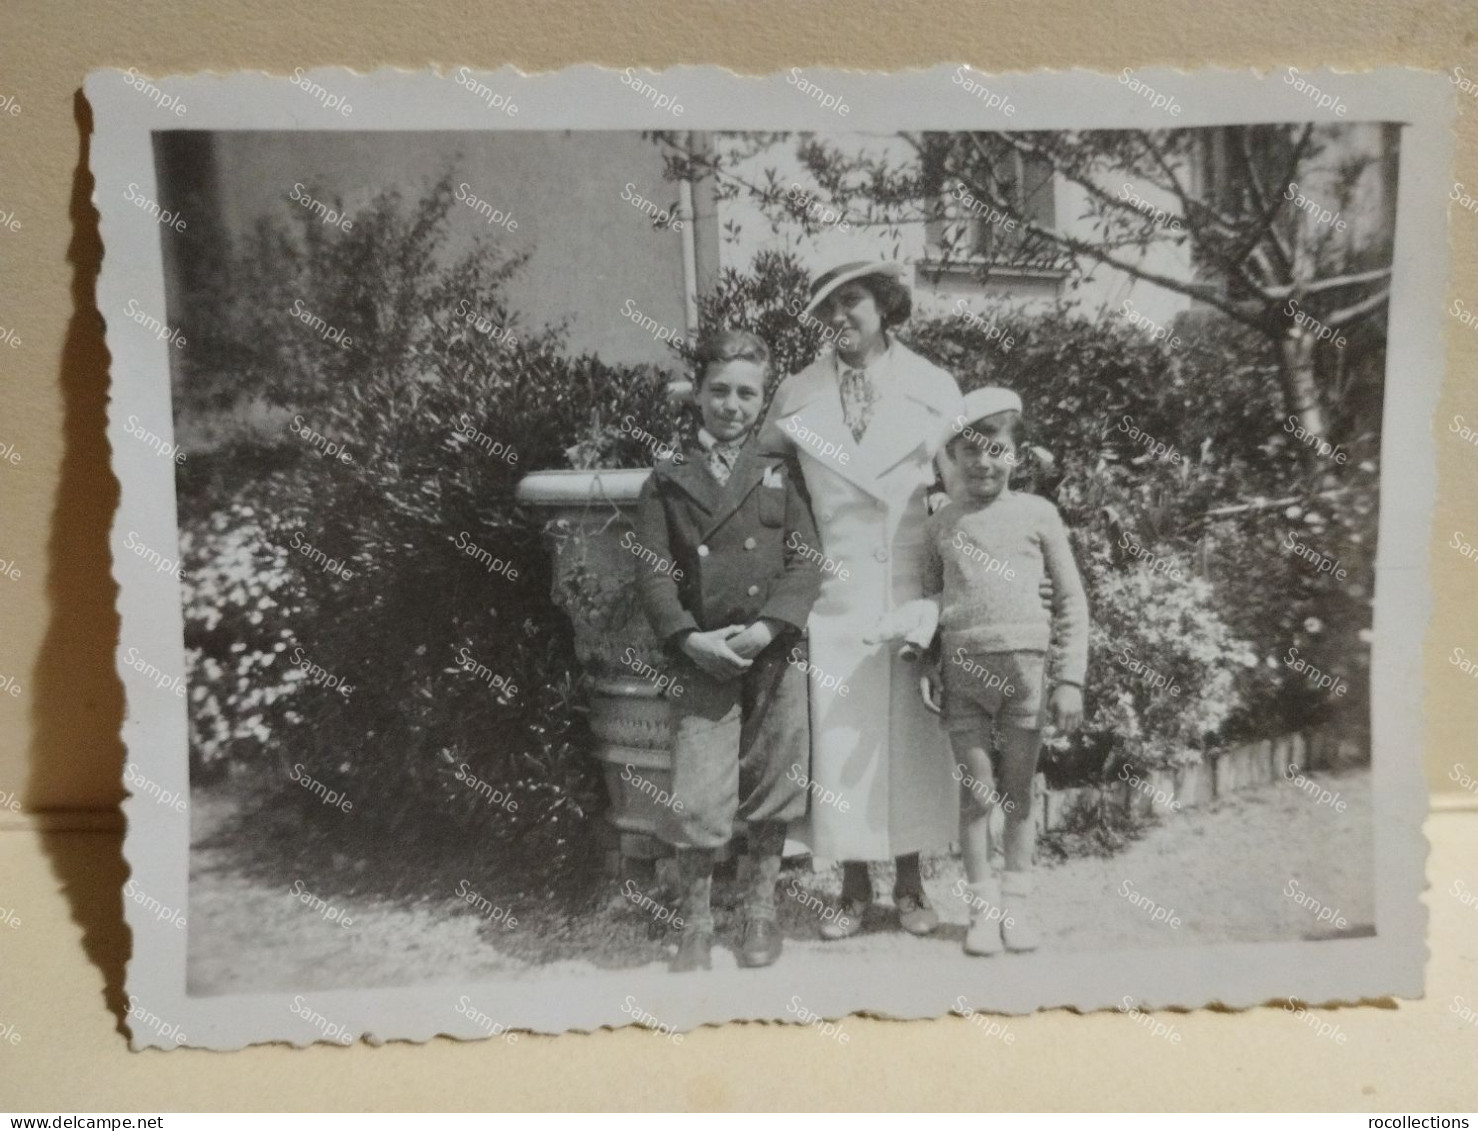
675, 123, 1391, 365
1322, 286, 1391, 330
941, 131, 1261, 327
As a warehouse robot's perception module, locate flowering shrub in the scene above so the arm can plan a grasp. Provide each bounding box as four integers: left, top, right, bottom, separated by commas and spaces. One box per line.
180, 491, 303, 778
907, 296, 1373, 779
1049, 551, 1258, 783
174, 180, 680, 876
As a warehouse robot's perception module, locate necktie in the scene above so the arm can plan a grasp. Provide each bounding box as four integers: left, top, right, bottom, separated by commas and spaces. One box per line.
705, 438, 743, 486
839, 364, 878, 443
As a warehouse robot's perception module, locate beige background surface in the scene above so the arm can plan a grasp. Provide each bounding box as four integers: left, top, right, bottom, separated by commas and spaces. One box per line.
0, 0, 1476, 1111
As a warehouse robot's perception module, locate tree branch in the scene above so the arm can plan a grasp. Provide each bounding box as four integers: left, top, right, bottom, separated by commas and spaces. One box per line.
1322, 286, 1390, 329
945, 132, 1265, 329
1265, 266, 1392, 300
1235, 124, 1315, 280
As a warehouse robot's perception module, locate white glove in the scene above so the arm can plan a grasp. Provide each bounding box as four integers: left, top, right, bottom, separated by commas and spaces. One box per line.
862, 599, 940, 654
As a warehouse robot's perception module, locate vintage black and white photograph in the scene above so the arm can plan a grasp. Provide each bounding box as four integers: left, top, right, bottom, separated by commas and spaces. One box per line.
93, 65, 1439, 1048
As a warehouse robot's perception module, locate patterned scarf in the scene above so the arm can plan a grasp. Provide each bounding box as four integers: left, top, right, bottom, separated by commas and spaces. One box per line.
697, 428, 746, 486
838, 362, 880, 443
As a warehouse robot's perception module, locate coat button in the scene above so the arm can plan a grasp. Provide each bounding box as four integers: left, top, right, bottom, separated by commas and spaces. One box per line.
874, 547, 890, 563
821, 510, 834, 522
743, 537, 757, 551
697, 545, 710, 557
747, 584, 761, 596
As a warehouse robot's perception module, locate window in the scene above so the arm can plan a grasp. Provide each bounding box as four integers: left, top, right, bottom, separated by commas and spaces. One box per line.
919, 137, 1069, 291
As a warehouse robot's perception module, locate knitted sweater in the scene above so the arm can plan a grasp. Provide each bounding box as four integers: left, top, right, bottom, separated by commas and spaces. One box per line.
921, 490, 1089, 686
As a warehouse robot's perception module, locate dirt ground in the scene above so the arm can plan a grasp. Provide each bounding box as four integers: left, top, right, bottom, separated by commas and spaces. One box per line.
187, 765, 1372, 995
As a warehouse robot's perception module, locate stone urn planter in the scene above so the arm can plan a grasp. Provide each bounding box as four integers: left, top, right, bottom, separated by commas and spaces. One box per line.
514, 468, 677, 872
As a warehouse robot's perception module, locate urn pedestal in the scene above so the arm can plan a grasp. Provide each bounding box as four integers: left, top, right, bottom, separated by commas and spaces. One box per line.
514, 469, 681, 873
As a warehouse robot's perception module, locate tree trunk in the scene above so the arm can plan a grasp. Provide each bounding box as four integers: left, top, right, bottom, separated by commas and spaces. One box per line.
1279, 329, 1327, 460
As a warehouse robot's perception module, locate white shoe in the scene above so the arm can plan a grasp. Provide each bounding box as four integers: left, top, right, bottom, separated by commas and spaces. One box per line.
963, 878, 1004, 957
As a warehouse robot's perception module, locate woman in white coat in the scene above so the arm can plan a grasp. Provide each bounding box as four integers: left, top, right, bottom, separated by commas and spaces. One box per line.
758, 261, 964, 937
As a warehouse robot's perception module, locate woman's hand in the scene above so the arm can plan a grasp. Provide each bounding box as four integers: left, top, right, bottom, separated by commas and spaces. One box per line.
680, 626, 753, 679
1038, 575, 1054, 613
863, 600, 939, 649
1050, 684, 1083, 732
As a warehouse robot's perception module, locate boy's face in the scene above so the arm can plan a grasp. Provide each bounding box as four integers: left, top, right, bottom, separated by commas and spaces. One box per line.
949, 417, 1019, 503
695, 357, 766, 442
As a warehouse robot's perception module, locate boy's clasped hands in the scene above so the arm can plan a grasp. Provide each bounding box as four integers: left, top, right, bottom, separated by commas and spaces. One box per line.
680, 619, 781, 678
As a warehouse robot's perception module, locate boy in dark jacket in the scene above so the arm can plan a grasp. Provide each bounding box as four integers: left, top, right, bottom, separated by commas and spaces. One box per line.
633, 329, 822, 973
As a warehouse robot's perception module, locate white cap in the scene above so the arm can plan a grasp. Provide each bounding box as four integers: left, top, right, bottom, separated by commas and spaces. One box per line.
960, 386, 1022, 428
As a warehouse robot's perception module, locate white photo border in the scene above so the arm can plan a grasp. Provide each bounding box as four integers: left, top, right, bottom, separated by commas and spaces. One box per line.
87, 63, 1445, 1050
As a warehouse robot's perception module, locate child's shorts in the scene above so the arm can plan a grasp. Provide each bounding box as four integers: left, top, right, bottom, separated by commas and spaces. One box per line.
941, 648, 1048, 732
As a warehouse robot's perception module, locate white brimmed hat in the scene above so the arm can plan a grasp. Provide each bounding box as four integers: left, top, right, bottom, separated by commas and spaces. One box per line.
960, 386, 1023, 428
803, 260, 908, 315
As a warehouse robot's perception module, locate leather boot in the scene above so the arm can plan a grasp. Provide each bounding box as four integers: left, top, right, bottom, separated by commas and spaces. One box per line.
1000, 870, 1040, 953
739, 822, 784, 967
671, 847, 715, 973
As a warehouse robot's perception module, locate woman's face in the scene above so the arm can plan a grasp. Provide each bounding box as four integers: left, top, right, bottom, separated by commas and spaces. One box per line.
819, 280, 885, 359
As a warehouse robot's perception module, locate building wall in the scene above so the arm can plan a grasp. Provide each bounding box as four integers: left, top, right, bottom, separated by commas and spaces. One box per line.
169, 129, 692, 371
713, 131, 1194, 334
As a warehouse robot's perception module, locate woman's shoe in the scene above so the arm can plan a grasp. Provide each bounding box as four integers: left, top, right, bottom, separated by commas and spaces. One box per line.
1000, 871, 1040, 952
895, 890, 940, 936
819, 897, 869, 940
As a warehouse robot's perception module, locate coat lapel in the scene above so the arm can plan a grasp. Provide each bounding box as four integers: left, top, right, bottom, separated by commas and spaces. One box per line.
851, 342, 959, 483
699, 442, 774, 541
657, 450, 725, 516
766, 353, 880, 499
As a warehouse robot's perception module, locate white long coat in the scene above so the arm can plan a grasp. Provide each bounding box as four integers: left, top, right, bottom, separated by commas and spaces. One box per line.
759, 339, 965, 861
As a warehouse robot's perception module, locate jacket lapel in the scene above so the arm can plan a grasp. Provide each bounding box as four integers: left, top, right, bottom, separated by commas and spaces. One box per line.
657, 450, 725, 517
699, 442, 772, 542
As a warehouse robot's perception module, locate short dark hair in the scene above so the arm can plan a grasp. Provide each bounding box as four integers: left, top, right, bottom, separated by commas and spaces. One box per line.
693, 328, 770, 387
855, 274, 913, 330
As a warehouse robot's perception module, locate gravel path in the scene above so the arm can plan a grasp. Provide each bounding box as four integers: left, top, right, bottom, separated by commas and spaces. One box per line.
187, 766, 1371, 995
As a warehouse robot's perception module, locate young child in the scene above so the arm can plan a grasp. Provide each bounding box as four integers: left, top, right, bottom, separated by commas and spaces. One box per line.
633, 329, 823, 973
904, 387, 1088, 956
